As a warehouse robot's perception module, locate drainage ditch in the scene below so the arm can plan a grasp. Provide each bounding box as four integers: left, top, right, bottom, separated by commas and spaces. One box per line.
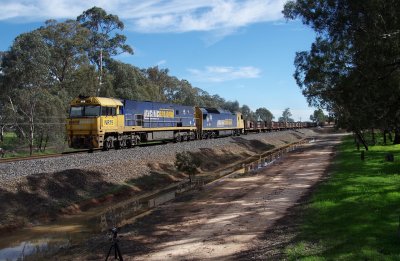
0, 138, 312, 260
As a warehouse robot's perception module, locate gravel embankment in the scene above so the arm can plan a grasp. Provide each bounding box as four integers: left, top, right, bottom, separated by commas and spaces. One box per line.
0, 130, 315, 191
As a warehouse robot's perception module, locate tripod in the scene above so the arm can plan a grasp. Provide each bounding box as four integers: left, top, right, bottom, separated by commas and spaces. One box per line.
105, 227, 123, 261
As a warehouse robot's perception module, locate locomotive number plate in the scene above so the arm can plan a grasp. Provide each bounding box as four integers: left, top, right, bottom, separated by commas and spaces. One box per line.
104, 119, 114, 125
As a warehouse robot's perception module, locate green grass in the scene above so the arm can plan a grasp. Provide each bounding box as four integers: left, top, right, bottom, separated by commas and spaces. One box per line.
0, 132, 68, 158
285, 134, 400, 261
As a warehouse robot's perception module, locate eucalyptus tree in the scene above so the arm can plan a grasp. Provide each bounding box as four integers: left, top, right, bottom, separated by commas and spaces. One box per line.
255, 107, 274, 122
0, 100, 8, 142
2, 31, 52, 89
0, 31, 54, 154
279, 108, 294, 122
173, 79, 198, 106
77, 6, 133, 93
283, 0, 400, 143
67, 64, 99, 98
311, 109, 326, 126
222, 100, 240, 113
38, 19, 90, 88
241, 105, 256, 121
107, 60, 160, 101
143, 66, 180, 102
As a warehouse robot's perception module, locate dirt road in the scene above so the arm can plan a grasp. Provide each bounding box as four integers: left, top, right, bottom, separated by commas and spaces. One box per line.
85, 133, 340, 261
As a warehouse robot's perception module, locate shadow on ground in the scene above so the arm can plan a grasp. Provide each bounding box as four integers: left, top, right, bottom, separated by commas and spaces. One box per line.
0, 169, 116, 231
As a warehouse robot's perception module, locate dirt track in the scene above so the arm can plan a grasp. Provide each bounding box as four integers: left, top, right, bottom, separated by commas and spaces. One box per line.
70, 132, 342, 261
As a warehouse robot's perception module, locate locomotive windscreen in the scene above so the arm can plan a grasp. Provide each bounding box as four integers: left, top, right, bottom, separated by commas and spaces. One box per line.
69, 106, 101, 117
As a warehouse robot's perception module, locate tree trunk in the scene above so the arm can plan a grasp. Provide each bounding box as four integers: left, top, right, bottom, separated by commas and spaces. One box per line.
29, 132, 34, 156
354, 133, 360, 150
383, 129, 387, 145
393, 129, 400, 145
356, 131, 368, 151
37, 133, 43, 152
43, 134, 49, 152
371, 128, 375, 145
29, 117, 34, 156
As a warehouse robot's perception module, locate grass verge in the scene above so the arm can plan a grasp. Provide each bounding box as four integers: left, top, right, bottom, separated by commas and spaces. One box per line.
0, 132, 69, 158
285, 134, 400, 260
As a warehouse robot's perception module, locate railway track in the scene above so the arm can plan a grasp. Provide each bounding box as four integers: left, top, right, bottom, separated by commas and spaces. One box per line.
0, 150, 91, 164
0, 136, 236, 164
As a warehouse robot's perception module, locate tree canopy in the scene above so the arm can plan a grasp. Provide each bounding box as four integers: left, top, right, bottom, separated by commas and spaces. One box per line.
77, 7, 133, 70
284, 0, 400, 142
279, 108, 294, 122
256, 107, 274, 122
310, 109, 327, 126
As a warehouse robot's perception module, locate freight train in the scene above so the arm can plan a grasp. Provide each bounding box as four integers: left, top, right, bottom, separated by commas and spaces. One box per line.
66, 96, 311, 150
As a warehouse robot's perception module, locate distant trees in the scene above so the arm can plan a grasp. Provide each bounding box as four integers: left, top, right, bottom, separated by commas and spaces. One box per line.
223, 100, 240, 114
284, 0, 400, 144
310, 109, 327, 126
256, 107, 274, 122
279, 108, 294, 122
240, 105, 255, 121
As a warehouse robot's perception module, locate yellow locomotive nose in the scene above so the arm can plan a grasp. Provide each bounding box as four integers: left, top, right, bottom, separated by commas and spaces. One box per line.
67, 97, 123, 150
67, 118, 99, 149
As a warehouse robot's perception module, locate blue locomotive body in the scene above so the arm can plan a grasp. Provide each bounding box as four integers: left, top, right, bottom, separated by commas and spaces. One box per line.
123, 100, 196, 128
199, 108, 239, 129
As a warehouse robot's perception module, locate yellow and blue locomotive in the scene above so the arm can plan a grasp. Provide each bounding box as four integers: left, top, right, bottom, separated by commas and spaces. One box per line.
66, 96, 244, 150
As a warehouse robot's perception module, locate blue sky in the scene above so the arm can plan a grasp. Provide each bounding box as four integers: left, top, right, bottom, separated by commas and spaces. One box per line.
0, 0, 317, 121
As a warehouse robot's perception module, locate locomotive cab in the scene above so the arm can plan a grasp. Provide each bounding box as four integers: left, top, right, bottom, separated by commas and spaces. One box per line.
67, 96, 124, 149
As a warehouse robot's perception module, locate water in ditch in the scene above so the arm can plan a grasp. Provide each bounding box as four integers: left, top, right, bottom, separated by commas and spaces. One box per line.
0, 185, 191, 260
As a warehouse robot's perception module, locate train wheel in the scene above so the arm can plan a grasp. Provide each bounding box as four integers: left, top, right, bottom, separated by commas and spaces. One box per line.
114, 140, 120, 150
119, 139, 126, 149
103, 137, 113, 151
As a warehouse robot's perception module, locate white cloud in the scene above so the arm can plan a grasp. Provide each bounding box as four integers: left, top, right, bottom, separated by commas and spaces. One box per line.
156, 59, 167, 66
0, 0, 286, 34
187, 66, 261, 82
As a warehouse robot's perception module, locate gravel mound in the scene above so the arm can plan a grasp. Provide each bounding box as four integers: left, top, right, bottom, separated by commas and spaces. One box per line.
0, 130, 316, 191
